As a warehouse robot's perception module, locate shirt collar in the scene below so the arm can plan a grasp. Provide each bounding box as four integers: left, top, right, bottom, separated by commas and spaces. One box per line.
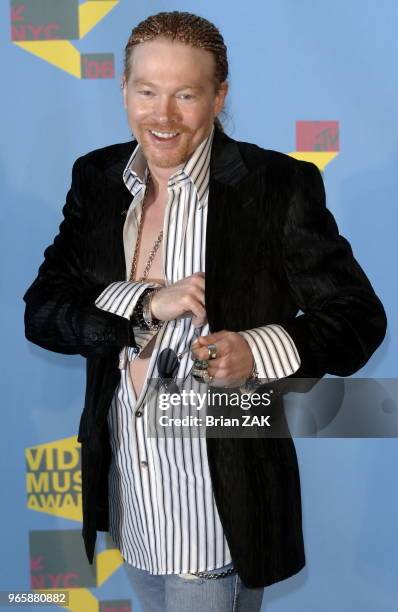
122, 126, 214, 209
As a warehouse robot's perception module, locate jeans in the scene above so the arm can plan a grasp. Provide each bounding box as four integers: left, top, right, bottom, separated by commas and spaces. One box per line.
124, 560, 264, 612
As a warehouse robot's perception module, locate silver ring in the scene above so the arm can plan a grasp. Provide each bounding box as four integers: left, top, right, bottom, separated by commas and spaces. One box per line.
207, 343, 217, 360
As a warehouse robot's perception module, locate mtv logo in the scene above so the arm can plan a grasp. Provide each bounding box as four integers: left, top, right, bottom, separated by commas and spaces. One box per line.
296, 121, 339, 152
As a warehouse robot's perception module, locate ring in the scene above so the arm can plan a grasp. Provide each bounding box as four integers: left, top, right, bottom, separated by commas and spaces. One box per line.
192, 359, 208, 381
192, 360, 213, 383
202, 369, 214, 384
207, 343, 217, 360
193, 359, 208, 371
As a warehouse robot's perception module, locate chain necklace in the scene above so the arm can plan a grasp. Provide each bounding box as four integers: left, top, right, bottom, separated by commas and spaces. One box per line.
129, 172, 164, 282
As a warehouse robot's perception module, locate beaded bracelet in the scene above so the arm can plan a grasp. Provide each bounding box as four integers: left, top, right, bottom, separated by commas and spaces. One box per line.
133, 288, 163, 331
142, 288, 163, 330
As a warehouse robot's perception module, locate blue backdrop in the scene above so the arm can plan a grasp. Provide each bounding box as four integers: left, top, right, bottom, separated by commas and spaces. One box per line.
1, 1, 397, 611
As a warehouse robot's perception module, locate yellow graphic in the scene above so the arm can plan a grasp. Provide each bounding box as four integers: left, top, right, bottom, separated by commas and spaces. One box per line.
62, 589, 99, 612
79, 1, 119, 38
15, 40, 82, 78
96, 548, 124, 587
26, 436, 82, 521
288, 150, 338, 172
63, 589, 99, 612
12, 1, 120, 78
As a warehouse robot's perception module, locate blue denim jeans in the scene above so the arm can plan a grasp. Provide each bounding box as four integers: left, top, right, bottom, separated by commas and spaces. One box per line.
124, 560, 264, 612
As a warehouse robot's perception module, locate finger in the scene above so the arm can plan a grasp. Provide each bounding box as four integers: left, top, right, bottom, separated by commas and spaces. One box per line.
199, 330, 229, 344
184, 302, 207, 330
191, 331, 229, 351
190, 287, 206, 308
191, 346, 218, 361
186, 297, 206, 321
189, 272, 205, 291
184, 289, 206, 310
192, 314, 207, 328
191, 338, 223, 358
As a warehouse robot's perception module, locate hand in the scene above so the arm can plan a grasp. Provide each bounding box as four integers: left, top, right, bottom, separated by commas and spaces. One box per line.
191, 330, 254, 387
150, 272, 207, 327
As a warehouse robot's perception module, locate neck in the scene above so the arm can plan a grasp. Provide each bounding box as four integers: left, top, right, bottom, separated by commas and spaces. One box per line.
147, 163, 184, 198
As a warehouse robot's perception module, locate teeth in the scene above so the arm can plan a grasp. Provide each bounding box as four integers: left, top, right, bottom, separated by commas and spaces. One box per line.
150, 130, 178, 139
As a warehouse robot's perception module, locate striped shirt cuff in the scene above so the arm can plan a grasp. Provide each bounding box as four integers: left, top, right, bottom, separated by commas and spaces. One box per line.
94, 281, 160, 320
238, 324, 301, 381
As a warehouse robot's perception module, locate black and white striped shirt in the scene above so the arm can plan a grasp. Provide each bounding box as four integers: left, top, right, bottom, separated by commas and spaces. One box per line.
95, 127, 300, 574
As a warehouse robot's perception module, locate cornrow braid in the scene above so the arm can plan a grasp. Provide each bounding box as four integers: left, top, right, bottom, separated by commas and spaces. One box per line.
123, 11, 228, 131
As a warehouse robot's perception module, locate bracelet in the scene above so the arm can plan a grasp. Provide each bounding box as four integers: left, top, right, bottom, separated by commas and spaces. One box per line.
142, 289, 163, 330
244, 361, 260, 391
133, 288, 163, 331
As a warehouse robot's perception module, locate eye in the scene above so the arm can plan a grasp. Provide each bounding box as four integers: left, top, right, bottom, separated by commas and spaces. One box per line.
177, 93, 195, 101
139, 90, 155, 97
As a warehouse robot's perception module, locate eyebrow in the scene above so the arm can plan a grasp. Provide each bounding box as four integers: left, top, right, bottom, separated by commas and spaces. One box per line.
131, 79, 204, 92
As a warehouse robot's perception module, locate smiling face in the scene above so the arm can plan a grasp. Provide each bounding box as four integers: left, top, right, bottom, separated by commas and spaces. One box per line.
122, 37, 228, 172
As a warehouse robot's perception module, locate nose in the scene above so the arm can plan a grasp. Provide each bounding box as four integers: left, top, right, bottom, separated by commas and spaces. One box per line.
155, 95, 180, 125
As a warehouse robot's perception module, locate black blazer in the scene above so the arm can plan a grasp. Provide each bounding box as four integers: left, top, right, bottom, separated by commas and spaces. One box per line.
23, 126, 387, 588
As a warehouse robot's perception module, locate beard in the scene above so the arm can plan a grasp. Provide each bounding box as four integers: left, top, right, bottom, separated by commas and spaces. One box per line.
134, 124, 197, 169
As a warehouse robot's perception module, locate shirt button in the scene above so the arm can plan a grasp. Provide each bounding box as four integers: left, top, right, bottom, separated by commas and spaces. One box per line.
133, 347, 140, 354
136, 411, 143, 417
140, 460, 148, 468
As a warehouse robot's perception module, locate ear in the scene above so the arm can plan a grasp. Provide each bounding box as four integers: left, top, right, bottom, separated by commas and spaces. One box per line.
214, 81, 228, 116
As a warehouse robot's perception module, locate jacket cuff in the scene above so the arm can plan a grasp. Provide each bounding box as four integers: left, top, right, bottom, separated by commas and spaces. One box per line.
238, 324, 301, 380
95, 281, 160, 320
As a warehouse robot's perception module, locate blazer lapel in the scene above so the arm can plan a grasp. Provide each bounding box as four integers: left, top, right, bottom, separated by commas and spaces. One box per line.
205, 129, 260, 332
100, 143, 138, 283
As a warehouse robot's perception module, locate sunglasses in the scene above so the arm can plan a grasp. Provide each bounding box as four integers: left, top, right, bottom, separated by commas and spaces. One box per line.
156, 326, 204, 393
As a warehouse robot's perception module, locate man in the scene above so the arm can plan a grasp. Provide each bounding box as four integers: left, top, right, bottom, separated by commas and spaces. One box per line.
23, 10, 387, 612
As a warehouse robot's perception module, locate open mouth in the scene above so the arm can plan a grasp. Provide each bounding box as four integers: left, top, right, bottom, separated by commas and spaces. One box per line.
148, 129, 181, 142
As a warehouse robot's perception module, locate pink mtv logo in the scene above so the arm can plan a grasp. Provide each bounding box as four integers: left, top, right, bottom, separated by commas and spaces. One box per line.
296, 121, 339, 151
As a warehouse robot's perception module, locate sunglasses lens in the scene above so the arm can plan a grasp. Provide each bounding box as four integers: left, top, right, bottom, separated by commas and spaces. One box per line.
157, 348, 179, 379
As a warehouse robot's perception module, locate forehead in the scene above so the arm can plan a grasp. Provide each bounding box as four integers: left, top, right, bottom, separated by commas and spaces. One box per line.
127, 38, 216, 85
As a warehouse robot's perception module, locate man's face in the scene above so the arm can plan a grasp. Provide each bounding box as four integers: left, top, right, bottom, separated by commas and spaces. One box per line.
123, 38, 228, 171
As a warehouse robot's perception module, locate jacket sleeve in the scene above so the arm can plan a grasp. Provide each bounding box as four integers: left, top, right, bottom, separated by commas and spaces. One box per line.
23, 156, 138, 358
280, 160, 387, 379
